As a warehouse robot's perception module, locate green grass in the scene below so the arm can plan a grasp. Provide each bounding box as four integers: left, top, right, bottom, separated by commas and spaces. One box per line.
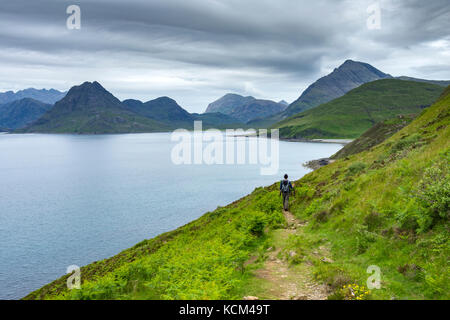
273, 79, 444, 139
332, 114, 416, 159
25, 188, 285, 300
26, 87, 449, 300
286, 87, 450, 299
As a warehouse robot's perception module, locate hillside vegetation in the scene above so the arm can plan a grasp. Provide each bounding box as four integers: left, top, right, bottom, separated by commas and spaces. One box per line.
331, 114, 416, 159
274, 79, 444, 139
26, 87, 449, 300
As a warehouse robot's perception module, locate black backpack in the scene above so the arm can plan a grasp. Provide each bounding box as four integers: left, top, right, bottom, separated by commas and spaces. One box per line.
281, 180, 290, 193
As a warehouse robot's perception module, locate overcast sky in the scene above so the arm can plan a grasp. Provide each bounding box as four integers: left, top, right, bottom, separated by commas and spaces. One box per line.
0, 0, 449, 113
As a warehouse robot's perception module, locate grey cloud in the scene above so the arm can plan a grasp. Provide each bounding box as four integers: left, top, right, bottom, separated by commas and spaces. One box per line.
0, 0, 448, 113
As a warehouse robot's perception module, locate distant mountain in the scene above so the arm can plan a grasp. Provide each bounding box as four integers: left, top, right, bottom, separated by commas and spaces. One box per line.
0, 88, 66, 105
249, 60, 393, 127
205, 93, 287, 123
205, 94, 255, 114
396, 76, 450, 87
229, 99, 287, 123
273, 79, 444, 139
278, 100, 289, 106
123, 97, 244, 129
284, 60, 392, 118
122, 97, 195, 127
0, 98, 52, 129
23, 82, 170, 134
20, 82, 244, 134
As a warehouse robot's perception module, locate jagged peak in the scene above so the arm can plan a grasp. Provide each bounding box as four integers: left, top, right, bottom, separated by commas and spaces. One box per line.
339, 59, 372, 69
67, 81, 109, 95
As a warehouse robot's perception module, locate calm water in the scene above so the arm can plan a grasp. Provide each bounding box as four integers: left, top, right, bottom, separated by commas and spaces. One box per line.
0, 133, 343, 299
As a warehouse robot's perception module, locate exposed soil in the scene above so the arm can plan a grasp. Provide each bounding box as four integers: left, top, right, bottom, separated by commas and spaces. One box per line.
247, 210, 330, 300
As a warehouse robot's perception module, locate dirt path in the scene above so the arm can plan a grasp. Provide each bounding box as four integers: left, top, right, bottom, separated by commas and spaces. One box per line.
245, 210, 330, 300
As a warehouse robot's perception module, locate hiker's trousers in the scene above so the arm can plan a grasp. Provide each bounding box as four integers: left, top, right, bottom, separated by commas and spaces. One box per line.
282, 192, 290, 211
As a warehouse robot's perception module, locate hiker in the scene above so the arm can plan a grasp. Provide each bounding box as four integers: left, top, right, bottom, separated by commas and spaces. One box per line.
280, 174, 295, 211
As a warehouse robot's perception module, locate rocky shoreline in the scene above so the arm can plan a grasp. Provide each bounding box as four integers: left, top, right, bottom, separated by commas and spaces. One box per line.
303, 158, 336, 170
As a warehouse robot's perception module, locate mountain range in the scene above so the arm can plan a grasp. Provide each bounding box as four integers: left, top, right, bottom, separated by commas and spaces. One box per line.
122, 96, 241, 128
0, 88, 66, 105
2, 59, 449, 135
20, 81, 244, 133
22, 81, 172, 134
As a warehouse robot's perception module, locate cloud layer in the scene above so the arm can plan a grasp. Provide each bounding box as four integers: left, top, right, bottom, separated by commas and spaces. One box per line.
0, 0, 449, 112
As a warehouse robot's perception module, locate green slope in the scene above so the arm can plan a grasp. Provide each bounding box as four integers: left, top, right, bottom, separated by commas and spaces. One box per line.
25, 87, 449, 300
273, 79, 444, 139
331, 114, 416, 159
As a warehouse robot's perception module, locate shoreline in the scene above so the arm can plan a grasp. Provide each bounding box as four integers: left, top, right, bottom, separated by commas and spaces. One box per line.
1, 130, 354, 146
280, 137, 353, 144
229, 134, 354, 145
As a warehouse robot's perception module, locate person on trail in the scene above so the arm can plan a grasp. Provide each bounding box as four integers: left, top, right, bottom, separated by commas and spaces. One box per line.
280, 174, 295, 211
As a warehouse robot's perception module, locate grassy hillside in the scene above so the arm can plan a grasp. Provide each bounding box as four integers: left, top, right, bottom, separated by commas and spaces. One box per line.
331, 114, 416, 159
26, 87, 449, 300
288, 86, 449, 299
273, 79, 444, 139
